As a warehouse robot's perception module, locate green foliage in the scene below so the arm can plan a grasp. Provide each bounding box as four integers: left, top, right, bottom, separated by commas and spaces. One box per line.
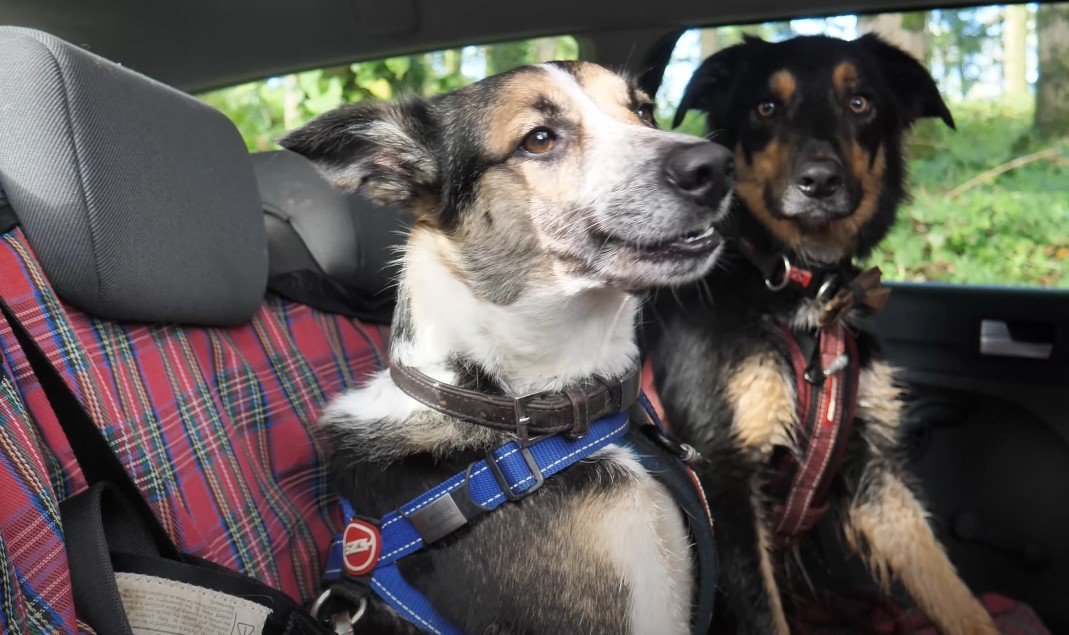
199, 37, 578, 152
670, 110, 708, 138
866, 98, 1069, 287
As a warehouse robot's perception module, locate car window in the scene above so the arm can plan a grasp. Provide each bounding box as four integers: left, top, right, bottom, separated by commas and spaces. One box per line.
657, 3, 1069, 289
200, 36, 579, 153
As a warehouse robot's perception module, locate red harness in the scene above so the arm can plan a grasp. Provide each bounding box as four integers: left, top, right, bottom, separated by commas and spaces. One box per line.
733, 241, 886, 549
767, 321, 860, 549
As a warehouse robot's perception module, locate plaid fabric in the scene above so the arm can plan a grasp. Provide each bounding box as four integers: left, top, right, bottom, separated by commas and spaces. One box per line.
0, 228, 389, 634
791, 591, 1051, 635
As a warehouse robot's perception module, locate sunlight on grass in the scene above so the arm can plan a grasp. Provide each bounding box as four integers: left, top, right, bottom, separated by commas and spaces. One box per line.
870, 97, 1069, 287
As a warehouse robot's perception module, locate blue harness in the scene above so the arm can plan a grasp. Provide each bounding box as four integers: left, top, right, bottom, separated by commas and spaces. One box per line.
320, 396, 716, 634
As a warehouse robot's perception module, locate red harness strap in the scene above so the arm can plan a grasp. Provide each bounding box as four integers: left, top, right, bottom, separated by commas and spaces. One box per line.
768, 322, 860, 549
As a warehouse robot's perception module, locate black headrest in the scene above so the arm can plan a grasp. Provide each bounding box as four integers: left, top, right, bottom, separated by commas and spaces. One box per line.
0, 27, 267, 326
253, 150, 409, 325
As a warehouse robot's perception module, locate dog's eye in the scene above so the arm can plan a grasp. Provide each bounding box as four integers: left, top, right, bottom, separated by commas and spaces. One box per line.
520, 128, 557, 155
849, 95, 871, 115
756, 100, 777, 118
636, 103, 656, 125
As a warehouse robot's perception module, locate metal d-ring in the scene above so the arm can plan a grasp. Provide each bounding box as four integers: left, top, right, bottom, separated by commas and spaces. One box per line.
310, 590, 367, 634
764, 254, 792, 291
816, 275, 839, 302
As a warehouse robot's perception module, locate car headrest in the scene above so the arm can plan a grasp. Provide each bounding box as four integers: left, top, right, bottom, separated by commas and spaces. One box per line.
0, 27, 267, 326
254, 150, 409, 325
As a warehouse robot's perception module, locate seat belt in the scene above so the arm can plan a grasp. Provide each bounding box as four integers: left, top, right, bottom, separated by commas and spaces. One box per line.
0, 297, 330, 635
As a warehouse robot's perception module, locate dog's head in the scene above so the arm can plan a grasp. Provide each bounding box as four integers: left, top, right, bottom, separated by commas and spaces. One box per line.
281, 61, 733, 301
675, 34, 954, 262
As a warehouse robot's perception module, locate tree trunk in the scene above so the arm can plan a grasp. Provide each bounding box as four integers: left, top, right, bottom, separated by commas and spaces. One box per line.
858, 12, 929, 64
1004, 5, 1029, 96
957, 53, 970, 99
699, 29, 720, 60
1035, 3, 1069, 136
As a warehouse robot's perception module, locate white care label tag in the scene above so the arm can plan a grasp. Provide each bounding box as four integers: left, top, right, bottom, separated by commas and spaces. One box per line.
115, 572, 271, 635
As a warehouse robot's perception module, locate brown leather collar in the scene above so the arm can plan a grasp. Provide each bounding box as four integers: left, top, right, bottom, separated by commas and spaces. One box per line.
389, 363, 642, 446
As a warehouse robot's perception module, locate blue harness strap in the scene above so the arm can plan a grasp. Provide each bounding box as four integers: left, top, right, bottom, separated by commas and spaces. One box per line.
322, 402, 717, 634
324, 412, 630, 634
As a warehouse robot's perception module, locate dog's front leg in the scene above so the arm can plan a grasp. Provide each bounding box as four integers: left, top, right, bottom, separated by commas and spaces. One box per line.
842, 361, 999, 635
844, 467, 999, 635
701, 457, 791, 635
702, 349, 800, 635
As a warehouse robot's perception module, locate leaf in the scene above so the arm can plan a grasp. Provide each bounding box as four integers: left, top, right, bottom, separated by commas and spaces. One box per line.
365, 78, 393, 100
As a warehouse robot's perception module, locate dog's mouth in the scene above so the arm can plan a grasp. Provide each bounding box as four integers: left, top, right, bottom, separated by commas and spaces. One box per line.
777, 189, 859, 228
596, 221, 722, 259
782, 204, 856, 228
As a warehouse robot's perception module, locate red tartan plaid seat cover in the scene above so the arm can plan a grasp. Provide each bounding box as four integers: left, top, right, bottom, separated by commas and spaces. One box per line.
0, 227, 389, 634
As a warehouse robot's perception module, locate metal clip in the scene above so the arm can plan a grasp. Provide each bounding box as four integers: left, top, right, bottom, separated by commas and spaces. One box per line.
816, 275, 840, 303
823, 354, 850, 377
310, 591, 367, 634
765, 254, 792, 291
639, 424, 704, 465
486, 443, 544, 501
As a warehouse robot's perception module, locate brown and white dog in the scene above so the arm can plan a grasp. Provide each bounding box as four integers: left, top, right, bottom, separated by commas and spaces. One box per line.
643, 35, 999, 635
281, 61, 733, 633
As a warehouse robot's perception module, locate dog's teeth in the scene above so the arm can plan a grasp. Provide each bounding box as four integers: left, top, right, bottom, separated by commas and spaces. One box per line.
680, 225, 716, 243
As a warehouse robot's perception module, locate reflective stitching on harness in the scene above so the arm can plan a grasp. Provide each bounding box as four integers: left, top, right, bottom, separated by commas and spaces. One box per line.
770, 323, 857, 547
382, 537, 422, 561
477, 419, 629, 507
379, 446, 523, 530
382, 419, 631, 560
380, 480, 466, 531
777, 371, 837, 536
372, 578, 447, 635
792, 374, 842, 535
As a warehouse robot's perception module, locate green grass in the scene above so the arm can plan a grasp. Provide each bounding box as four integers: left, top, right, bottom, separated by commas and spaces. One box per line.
669, 101, 1069, 288
874, 98, 1069, 288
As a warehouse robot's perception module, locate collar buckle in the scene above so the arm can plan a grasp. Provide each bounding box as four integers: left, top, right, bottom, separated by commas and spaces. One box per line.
512, 390, 550, 447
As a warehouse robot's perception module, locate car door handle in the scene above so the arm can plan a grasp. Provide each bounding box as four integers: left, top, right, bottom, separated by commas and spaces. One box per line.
979, 319, 1054, 359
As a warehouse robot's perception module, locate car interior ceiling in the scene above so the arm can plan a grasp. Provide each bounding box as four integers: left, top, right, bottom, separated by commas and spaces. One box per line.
1, 0, 1055, 92
0, 1, 1066, 632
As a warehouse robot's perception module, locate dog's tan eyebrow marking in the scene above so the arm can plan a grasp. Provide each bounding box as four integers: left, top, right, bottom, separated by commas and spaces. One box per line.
833, 62, 859, 93
484, 70, 572, 157
769, 70, 796, 102
570, 62, 643, 123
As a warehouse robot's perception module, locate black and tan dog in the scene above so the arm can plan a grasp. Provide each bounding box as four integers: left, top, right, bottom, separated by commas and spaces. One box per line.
282, 62, 732, 633
644, 35, 1000, 634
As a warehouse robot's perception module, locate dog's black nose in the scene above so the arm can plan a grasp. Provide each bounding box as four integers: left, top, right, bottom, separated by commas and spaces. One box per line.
794, 161, 844, 199
665, 142, 734, 205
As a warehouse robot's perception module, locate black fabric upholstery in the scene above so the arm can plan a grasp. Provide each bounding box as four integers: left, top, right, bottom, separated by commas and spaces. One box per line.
0, 27, 267, 326
254, 150, 408, 325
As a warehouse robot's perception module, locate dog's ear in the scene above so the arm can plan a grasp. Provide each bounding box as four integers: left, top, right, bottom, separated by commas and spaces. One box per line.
857, 34, 955, 130
279, 99, 438, 205
672, 39, 759, 130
